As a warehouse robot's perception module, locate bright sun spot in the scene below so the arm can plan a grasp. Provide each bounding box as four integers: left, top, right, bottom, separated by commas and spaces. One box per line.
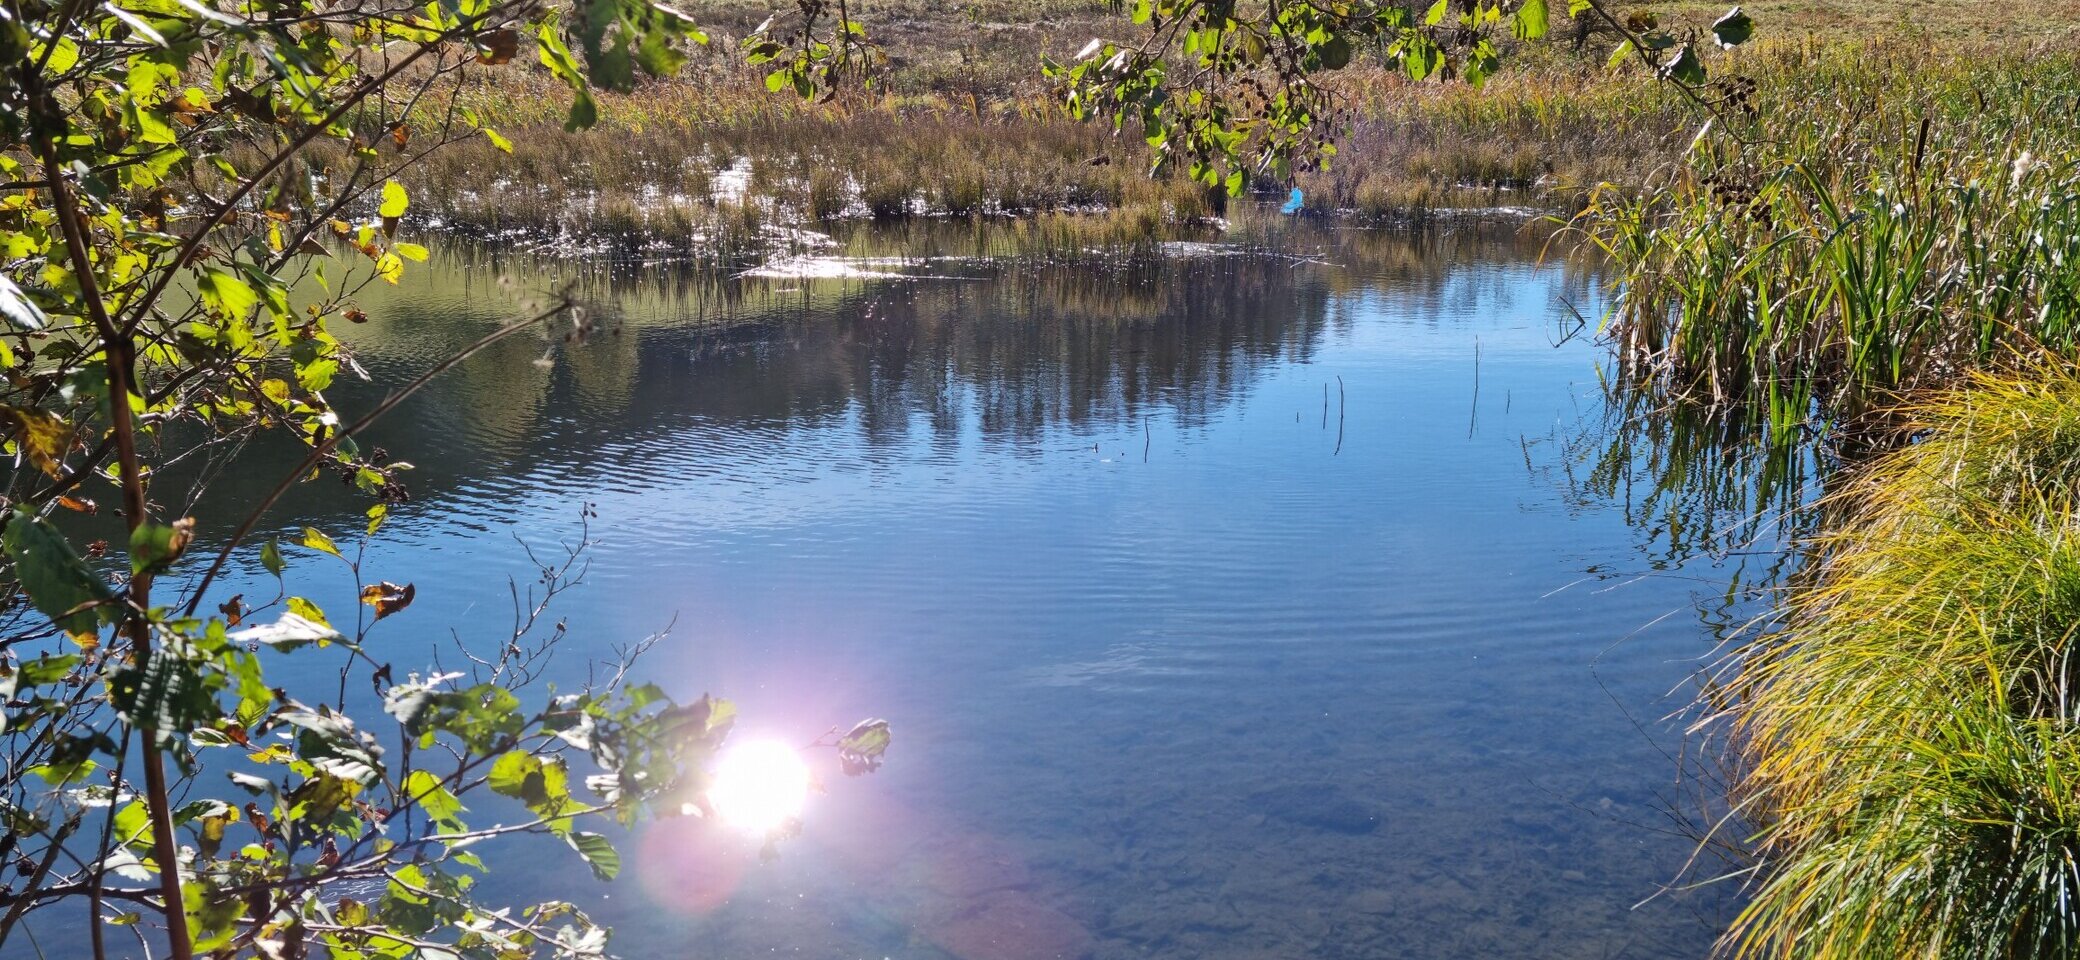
706, 739, 811, 836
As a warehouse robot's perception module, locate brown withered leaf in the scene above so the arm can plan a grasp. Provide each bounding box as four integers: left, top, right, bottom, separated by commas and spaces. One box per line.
359, 581, 414, 621
345, 307, 369, 324
220, 593, 246, 627
2, 404, 72, 478
54, 495, 96, 514
297, 237, 329, 257
477, 28, 518, 64
388, 123, 409, 150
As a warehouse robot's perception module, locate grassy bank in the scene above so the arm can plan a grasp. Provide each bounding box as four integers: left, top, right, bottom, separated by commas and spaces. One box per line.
1577, 43, 2080, 436
1725, 364, 2080, 958
364, 51, 1690, 253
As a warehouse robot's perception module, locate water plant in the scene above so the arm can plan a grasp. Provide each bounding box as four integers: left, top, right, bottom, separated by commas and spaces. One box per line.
1576, 43, 2080, 434
1725, 362, 2080, 958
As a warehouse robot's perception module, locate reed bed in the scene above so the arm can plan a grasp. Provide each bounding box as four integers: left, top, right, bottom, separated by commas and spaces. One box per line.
1726, 362, 2080, 959
326, 76, 1225, 260
343, 40, 1707, 251
1578, 42, 2080, 436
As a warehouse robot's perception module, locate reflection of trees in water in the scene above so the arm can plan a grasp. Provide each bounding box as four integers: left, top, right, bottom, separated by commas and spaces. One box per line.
844, 265, 1337, 446
209, 221, 1580, 529
1539, 385, 1824, 625
1524, 387, 1831, 905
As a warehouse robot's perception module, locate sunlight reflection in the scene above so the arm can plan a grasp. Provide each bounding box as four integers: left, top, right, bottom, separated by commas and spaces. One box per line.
707, 738, 811, 836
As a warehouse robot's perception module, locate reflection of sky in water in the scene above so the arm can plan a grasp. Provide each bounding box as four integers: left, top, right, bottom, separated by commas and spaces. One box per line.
170, 226, 1743, 960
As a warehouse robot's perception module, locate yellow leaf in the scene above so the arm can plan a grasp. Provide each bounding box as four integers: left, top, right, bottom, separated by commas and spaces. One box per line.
378, 180, 408, 218
1, 405, 71, 478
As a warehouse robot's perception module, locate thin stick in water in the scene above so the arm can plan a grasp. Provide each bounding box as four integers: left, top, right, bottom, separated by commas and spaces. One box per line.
1335, 375, 1345, 456
1468, 337, 1482, 439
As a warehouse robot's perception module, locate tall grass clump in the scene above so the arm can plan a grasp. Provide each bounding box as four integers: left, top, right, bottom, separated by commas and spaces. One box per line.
1726, 362, 2080, 959
1580, 43, 2080, 435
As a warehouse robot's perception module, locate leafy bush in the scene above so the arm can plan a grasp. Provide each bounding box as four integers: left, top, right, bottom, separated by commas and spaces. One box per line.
0, 0, 888, 958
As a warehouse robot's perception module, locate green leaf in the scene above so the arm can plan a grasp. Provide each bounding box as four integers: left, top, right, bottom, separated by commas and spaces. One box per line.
110, 647, 220, 736
836, 717, 892, 775
3, 508, 113, 641
393, 242, 429, 262
536, 24, 601, 131
538, 22, 585, 86
17, 654, 79, 686
1606, 38, 1635, 70
378, 180, 409, 218
113, 800, 153, 849
184, 881, 242, 953
284, 596, 330, 631
567, 831, 621, 880
403, 769, 464, 826
27, 755, 97, 785
280, 708, 382, 785
260, 537, 284, 577
566, 90, 599, 132
198, 268, 257, 319
1423, 0, 1449, 25
128, 517, 194, 576
1661, 42, 1706, 85
488, 750, 544, 800
1711, 6, 1753, 47
1317, 34, 1350, 69
298, 526, 340, 557
1512, 0, 1549, 40
635, 28, 685, 78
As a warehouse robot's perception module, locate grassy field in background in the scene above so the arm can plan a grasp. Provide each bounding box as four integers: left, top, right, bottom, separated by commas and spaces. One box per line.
372, 2, 2080, 251
649, 1, 2080, 100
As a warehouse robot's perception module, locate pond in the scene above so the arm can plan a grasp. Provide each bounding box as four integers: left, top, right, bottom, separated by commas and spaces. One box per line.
199, 220, 1754, 959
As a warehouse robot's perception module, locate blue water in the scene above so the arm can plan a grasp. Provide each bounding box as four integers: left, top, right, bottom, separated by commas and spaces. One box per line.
119, 225, 1748, 959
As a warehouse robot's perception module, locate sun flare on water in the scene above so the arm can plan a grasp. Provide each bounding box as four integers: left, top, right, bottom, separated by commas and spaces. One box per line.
706, 739, 811, 836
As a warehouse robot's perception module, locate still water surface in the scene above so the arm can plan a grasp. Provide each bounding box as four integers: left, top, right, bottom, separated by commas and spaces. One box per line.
216, 223, 1747, 959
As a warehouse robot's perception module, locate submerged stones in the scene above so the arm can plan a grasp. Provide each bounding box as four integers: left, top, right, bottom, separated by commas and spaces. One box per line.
1246, 782, 1384, 834
918, 889, 1095, 960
